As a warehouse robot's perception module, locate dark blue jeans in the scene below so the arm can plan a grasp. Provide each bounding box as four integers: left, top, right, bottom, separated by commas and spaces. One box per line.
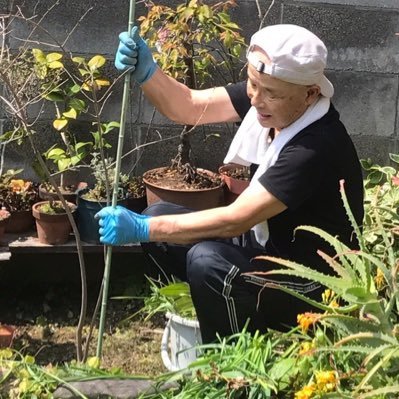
142, 201, 320, 343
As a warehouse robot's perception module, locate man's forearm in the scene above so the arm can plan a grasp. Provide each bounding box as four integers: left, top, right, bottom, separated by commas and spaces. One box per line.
148, 206, 244, 244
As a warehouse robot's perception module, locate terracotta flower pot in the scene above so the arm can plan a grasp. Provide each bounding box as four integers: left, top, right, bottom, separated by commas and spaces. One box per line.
38, 182, 87, 205
143, 167, 225, 211
0, 325, 15, 348
32, 201, 77, 245
5, 209, 35, 233
219, 164, 250, 205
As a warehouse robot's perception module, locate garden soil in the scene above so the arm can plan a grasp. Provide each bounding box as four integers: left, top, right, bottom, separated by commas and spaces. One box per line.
0, 261, 167, 381
144, 166, 222, 190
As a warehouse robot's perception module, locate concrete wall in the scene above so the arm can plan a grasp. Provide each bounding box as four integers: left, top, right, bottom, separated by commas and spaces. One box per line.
1, 0, 398, 180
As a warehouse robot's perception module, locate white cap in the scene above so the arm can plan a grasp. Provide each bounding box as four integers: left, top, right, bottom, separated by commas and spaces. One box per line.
247, 24, 334, 98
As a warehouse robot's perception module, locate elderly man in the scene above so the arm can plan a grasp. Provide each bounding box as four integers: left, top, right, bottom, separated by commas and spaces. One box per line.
96, 24, 364, 343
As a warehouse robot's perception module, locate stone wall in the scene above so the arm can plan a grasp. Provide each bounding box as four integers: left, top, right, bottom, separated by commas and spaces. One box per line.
0, 0, 398, 180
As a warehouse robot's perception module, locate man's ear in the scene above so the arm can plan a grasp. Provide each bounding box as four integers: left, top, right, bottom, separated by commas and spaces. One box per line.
306, 85, 321, 104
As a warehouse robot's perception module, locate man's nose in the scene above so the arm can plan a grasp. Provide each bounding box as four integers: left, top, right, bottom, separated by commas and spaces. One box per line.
250, 90, 263, 107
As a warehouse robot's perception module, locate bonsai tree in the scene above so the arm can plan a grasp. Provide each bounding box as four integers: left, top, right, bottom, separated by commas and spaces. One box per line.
139, 0, 245, 185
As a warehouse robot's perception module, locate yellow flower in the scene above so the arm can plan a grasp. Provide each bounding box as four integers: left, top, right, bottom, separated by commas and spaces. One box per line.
322, 289, 340, 308
315, 370, 338, 392
295, 383, 316, 399
299, 341, 314, 356
329, 299, 340, 308
374, 268, 385, 290
297, 312, 321, 333
322, 289, 334, 304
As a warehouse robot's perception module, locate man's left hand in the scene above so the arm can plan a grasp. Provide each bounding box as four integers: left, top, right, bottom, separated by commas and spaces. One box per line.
95, 206, 151, 246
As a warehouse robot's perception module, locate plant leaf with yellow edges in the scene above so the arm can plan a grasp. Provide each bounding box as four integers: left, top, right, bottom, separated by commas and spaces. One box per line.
46, 52, 63, 62
53, 119, 68, 131
63, 108, 77, 119
88, 55, 106, 71
95, 78, 110, 87
32, 49, 46, 63
48, 61, 64, 69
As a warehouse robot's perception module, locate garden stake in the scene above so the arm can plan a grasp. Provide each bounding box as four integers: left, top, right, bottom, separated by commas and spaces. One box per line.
96, 0, 136, 358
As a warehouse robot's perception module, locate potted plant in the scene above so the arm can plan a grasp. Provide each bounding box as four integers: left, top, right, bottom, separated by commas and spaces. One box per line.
76, 153, 129, 244
0, 324, 15, 348
0, 169, 39, 233
32, 50, 107, 203
0, 207, 11, 242
139, 0, 245, 210
218, 163, 251, 204
32, 199, 77, 245
123, 175, 147, 213
127, 278, 201, 371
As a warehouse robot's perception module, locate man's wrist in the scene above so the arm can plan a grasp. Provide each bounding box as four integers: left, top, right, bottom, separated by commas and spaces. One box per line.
137, 63, 157, 85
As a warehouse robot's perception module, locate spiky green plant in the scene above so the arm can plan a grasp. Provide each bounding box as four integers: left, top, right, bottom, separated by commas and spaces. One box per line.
252, 179, 399, 398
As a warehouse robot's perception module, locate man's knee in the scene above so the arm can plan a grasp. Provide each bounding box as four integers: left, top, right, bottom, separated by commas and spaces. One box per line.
186, 241, 229, 287
186, 242, 209, 280
142, 201, 193, 217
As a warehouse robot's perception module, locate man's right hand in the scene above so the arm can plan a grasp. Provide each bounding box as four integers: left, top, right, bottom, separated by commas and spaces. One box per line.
115, 26, 157, 84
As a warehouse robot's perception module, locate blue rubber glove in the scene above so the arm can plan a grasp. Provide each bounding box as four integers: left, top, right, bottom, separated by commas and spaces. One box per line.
95, 205, 151, 245
115, 26, 157, 84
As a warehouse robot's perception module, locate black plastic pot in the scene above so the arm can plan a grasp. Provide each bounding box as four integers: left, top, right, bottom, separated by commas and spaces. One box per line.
76, 188, 127, 244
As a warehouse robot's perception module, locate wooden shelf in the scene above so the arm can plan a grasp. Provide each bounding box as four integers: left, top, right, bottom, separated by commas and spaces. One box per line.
0, 231, 142, 259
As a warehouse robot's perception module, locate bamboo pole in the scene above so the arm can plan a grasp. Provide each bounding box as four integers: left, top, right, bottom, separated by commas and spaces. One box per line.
96, 0, 136, 358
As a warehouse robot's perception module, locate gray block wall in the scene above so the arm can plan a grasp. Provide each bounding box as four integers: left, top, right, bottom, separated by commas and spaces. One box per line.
0, 0, 398, 181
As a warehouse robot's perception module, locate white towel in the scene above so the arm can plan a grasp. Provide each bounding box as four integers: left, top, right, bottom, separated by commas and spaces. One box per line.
224, 96, 331, 246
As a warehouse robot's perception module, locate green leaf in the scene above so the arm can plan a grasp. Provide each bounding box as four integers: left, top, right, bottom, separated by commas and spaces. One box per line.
46, 148, 66, 160
44, 92, 64, 102
358, 385, 399, 399
58, 158, 71, 171
68, 98, 85, 111
344, 286, 375, 304
389, 153, 399, 164
160, 282, 191, 297
102, 121, 120, 134
368, 170, 383, 185
322, 314, 382, 335
78, 68, 89, 76
381, 166, 396, 176
70, 155, 83, 166
68, 84, 82, 95
268, 358, 297, 391
75, 141, 92, 151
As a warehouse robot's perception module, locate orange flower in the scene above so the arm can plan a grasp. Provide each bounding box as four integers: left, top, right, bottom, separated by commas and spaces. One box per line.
297, 312, 321, 333
9, 179, 25, 192
295, 383, 316, 399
